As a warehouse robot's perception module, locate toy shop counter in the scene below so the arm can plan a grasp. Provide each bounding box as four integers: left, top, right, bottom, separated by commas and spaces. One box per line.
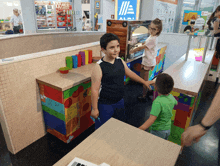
163, 50, 215, 97
126, 43, 168, 63
154, 49, 215, 146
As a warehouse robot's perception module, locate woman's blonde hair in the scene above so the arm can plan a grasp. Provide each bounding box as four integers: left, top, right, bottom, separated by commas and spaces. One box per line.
152, 18, 163, 36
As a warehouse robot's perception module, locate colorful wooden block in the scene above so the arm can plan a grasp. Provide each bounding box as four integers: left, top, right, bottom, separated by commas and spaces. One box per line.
79, 51, 85, 66
43, 85, 63, 103
173, 109, 188, 129
72, 55, 78, 68
84, 50, 89, 65
41, 98, 65, 115
80, 111, 94, 133
88, 50, 93, 64
170, 91, 180, 97
43, 111, 66, 135
171, 109, 176, 121
42, 105, 65, 121
66, 117, 79, 136
174, 102, 190, 112
65, 102, 79, 122
66, 56, 73, 69
77, 54, 82, 67
185, 117, 191, 129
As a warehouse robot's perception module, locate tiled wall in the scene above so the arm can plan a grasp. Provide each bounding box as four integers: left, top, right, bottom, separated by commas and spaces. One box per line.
0, 32, 104, 59
0, 45, 101, 154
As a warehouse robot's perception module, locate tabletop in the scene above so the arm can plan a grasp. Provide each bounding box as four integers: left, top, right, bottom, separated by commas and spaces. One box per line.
163, 50, 214, 96
53, 118, 181, 166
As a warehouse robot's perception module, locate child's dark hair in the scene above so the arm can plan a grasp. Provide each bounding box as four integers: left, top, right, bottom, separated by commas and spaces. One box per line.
100, 33, 120, 50
5, 25, 10, 28
152, 18, 163, 36
155, 73, 174, 95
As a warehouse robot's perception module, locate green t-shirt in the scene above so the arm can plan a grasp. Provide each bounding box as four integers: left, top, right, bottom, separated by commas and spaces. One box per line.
150, 94, 178, 131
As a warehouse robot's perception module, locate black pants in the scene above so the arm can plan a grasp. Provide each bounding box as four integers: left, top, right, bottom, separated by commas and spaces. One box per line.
13, 26, 20, 34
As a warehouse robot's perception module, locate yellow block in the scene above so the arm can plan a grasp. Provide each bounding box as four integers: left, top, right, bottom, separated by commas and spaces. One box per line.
65, 103, 78, 122
171, 109, 176, 121
84, 50, 89, 65
88, 90, 91, 96
185, 117, 191, 129
170, 91, 180, 97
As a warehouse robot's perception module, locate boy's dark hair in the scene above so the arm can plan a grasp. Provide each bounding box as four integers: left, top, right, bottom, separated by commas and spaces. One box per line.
5, 25, 10, 28
83, 16, 85, 19
155, 73, 174, 95
152, 18, 163, 36
100, 33, 120, 50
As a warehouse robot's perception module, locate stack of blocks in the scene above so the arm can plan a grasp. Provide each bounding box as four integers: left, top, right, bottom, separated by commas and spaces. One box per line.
66, 50, 92, 70
39, 80, 94, 143
152, 90, 198, 145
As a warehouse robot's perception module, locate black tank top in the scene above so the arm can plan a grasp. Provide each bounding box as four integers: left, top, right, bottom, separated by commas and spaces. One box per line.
97, 57, 125, 104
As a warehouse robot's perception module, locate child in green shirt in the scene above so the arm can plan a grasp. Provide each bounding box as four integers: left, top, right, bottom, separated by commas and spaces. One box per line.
139, 73, 178, 140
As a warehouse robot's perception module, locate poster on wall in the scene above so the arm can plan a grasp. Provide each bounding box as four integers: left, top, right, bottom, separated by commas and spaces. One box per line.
115, 0, 141, 20
34, 1, 56, 29
53, 2, 73, 28
153, 0, 177, 33
181, 10, 208, 34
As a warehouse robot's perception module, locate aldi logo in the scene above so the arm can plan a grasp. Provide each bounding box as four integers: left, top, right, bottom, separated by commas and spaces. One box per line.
116, 0, 140, 20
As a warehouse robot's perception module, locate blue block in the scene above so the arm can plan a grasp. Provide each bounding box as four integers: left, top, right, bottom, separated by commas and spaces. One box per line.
43, 111, 66, 135
158, 61, 163, 71
178, 94, 192, 105
72, 55, 78, 68
41, 98, 65, 115
157, 49, 160, 57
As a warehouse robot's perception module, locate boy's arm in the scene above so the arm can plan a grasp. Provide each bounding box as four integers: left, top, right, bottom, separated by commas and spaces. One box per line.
91, 64, 102, 118
139, 115, 157, 130
121, 59, 155, 90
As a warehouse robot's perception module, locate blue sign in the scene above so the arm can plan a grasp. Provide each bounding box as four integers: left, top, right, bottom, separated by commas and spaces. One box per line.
117, 0, 137, 20
96, 2, 100, 9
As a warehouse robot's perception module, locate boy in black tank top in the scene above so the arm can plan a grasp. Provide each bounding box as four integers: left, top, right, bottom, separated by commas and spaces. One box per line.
91, 33, 156, 129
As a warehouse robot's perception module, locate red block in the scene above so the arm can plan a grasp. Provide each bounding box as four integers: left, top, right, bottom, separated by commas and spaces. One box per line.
174, 109, 188, 129
80, 111, 94, 133
43, 85, 63, 103
88, 50, 93, 64
77, 54, 82, 67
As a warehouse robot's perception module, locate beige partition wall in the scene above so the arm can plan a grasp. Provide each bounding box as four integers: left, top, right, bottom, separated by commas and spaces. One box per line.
0, 32, 104, 59
0, 44, 101, 154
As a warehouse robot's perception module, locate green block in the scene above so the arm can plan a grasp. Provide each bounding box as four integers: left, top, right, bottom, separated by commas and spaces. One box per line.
63, 85, 79, 99
190, 97, 195, 107
42, 105, 65, 121
148, 70, 153, 80
169, 123, 184, 145
126, 77, 130, 82
82, 81, 91, 89
66, 56, 73, 70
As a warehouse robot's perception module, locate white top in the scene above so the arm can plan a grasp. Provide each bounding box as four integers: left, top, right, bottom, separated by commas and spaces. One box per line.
142, 35, 158, 67
10, 15, 23, 26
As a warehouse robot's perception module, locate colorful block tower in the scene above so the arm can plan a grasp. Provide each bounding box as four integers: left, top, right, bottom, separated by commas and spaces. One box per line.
39, 80, 94, 143
79, 51, 85, 66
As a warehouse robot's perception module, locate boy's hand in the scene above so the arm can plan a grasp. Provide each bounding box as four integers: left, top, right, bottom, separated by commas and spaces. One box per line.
144, 81, 152, 90
91, 108, 99, 119
139, 126, 146, 130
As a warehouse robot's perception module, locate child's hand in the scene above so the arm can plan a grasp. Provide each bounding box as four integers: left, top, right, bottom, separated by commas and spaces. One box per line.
144, 81, 152, 90
91, 108, 99, 119
139, 126, 146, 130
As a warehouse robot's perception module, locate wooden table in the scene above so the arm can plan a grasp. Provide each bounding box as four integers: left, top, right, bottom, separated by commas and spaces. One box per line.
53, 118, 181, 166
152, 50, 215, 146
